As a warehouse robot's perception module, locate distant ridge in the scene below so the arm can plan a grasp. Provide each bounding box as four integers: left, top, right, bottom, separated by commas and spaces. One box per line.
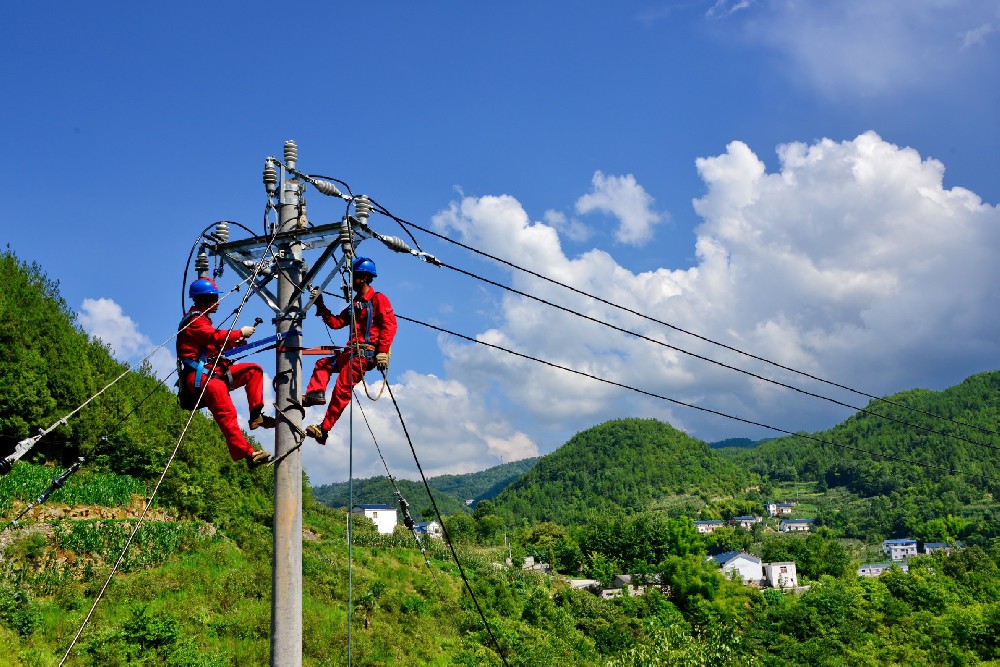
311, 457, 538, 514
730, 370, 1000, 493
708, 437, 764, 450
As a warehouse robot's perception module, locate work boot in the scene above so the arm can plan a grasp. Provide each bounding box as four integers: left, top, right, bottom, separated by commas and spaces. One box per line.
246, 449, 272, 468
304, 425, 328, 445
302, 391, 326, 407
249, 413, 275, 430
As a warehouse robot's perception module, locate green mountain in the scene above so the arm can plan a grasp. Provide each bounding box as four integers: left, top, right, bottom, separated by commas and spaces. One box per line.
491, 418, 752, 524
311, 457, 539, 518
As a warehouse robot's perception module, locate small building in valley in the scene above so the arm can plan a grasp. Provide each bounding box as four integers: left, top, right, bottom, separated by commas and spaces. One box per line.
414, 520, 443, 539
352, 504, 398, 535
711, 551, 764, 584
858, 562, 909, 577
765, 502, 797, 517
882, 538, 918, 561
731, 515, 762, 530
780, 519, 814, 533
694, 520, 726, 534
763, 562, 798, 589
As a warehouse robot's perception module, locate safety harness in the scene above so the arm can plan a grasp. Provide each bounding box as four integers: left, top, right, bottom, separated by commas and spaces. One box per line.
345, 295, 378, 361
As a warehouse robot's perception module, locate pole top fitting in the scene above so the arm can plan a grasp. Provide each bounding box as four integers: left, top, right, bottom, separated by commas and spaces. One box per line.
284, 140, 298, 171
263, 158, 278, 195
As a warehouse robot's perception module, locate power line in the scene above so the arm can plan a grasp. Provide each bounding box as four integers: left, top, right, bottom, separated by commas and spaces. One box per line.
396, 314, 1000, 485
380, 210, 1000, 441
432, 259, 1000, 455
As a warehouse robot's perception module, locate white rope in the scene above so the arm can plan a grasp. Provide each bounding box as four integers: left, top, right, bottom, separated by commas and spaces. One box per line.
4, 276, 256, 469
58, 232, 278, 664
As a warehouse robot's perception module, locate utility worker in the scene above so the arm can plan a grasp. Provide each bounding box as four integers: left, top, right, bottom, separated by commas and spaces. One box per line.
303, 257, 397, 444
177, 278, 274, 467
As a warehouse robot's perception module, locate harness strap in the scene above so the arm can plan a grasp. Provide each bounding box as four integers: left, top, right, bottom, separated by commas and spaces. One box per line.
176, 312, 234, 390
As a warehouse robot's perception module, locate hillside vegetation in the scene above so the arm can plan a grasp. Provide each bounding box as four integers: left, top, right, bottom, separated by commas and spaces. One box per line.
491, 419, 751, 524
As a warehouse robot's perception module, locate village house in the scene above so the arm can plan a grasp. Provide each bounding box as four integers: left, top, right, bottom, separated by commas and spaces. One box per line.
352, 504, 397, 535
764, 502, 796, 517
565, 579, 601, 591
518, 556, 553, 575
779, 518, 814, 533
763, 562, 798, 589
710, 552, 806, 590
882, 538, 919, 560
924, 542, 962, 555
730, 515, 762, 530
711, 551, 764, 584
694, 520, 726, 534
598, 574, 667, 599
858, 562, 909, 577
413, 520, 443, 539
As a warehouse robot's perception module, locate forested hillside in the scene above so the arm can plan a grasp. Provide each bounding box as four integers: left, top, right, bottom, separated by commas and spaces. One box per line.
735, 372, 1000, 496
312, 475, 469, 517
491, 419, 751, 524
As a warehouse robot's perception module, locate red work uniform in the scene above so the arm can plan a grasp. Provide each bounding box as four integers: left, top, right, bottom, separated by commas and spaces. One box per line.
307, 289, 397, 432
176, 309, 265, 461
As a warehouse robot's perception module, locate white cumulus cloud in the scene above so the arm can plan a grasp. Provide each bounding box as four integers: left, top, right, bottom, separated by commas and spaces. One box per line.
79, 298, 175, 380
431, 132, 1000, 450
575, 171, 664, 245
301, 371, 540, 482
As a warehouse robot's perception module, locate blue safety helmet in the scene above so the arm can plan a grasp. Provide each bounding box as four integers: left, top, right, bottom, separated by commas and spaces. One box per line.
352, 257, 377, 277
189, 278, 220, 299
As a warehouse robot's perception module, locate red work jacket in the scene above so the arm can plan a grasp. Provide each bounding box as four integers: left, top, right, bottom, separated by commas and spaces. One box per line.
317, 290, 397, 354
176, 309, 245, 361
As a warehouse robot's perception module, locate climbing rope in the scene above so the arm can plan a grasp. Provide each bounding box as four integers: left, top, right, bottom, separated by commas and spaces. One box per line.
352, 389, 437, 577
2, 276, 259, 475
381, 381, 511, 667
58, 228, 279, 665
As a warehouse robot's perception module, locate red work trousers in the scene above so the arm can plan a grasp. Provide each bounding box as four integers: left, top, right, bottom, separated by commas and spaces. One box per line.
183, 362, 264, 461
306, 352, 373, 432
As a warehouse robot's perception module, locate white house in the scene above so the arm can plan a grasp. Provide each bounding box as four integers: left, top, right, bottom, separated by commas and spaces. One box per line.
882, 538, 918, 560
763, 562, 798, 589
924, 542, 962, 555
765, 502, 796, 517
352, 504, 397, 535
731, 516, 762, 530
711, 551, 763, 585
694, 520, 726, 534
858, 562, 909, 577
780, 519, 814, 533
414, 520, 443, 539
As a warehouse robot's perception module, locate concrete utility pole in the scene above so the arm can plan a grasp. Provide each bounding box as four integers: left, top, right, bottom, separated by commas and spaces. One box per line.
271, 140, 304, 666
206, 139, 434, 665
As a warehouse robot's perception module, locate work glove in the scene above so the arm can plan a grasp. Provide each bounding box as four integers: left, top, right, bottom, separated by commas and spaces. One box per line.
240, 325, 255, 339
310, 287, 324, 306
375, 352, 390, 371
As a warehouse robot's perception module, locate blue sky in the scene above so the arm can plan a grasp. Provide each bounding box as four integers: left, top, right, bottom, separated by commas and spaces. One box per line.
3, 1, 999, 485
